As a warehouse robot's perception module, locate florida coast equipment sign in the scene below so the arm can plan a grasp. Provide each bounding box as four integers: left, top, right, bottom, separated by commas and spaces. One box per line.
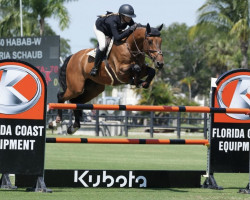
0, 59, 47, 176
210, 69, 250, 173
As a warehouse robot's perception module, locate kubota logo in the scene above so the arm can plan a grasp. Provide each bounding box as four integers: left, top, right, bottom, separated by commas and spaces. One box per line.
0, 65, 41, 114
74, 170, 147, 188
217, 75, 250, 120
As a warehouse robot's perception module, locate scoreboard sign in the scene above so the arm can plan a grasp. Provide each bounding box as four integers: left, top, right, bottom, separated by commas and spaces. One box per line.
0, 36, 60, 103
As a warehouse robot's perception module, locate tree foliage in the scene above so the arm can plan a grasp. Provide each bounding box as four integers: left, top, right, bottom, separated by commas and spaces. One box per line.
161, 23, 211, 98
193, 0, 250, 68
28, 0, 73, 36
0, 0, 74, 57
137, 0, 250, 106
136, 81, 174, 105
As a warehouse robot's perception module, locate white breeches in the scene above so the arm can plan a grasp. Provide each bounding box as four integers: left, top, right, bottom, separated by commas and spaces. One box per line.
93, 24, 106, 51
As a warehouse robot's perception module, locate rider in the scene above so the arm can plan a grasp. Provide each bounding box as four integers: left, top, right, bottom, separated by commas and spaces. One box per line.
90, 4, 137, 76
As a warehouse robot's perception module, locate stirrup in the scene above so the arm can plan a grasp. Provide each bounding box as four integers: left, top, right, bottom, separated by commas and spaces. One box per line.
90, 67, 98, 76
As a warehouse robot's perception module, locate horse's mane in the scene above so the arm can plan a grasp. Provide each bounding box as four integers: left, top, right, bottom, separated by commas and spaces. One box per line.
136, 24, 146, 28
118, 24, 161, 45
136, 23, 161, 37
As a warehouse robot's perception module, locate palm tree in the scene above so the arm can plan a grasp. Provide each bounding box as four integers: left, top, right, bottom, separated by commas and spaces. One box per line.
192, 0, 250, 68
29, 0, 74, 36
136, 81, 174, 105
180, 76, 195, 101
0, 0, 22, 36
205, 34, 240, 76
0, 0, 75, 36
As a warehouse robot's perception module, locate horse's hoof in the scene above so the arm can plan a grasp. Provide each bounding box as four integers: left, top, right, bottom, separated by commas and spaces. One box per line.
67, 125, 80, 135
134, 80, 144, 88
141, 81, 150, 88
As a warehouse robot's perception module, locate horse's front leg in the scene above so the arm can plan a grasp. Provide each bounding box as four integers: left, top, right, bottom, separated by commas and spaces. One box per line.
140, 65, 156, 89
130, 64, 142, 87
130, 64, 156, 88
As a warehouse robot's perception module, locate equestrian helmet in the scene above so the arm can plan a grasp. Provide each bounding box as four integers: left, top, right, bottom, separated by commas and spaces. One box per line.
118, 4, 136, 18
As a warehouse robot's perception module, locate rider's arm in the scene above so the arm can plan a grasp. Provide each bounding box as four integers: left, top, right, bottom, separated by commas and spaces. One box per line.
109, 22, 133, 41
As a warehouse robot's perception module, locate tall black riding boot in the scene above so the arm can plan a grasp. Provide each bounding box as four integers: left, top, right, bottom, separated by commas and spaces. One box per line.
90, 49, 105, 76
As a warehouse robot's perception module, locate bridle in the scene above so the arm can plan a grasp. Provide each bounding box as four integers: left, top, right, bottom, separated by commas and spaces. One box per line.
126, 29, 163, 62
144, 35, 163, 62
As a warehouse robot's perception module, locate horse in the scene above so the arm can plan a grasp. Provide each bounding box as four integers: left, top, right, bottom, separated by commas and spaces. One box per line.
50, 23, 164, 134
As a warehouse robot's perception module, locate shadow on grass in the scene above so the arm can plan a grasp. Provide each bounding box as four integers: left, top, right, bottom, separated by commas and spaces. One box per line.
131, 187, 189, 193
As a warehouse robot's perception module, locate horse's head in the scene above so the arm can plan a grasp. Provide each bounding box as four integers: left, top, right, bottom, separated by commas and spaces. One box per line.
143, 23, 164, 69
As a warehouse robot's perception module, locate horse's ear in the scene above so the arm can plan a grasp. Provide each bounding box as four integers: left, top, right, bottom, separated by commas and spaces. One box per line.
146, 23, 151, 34
158, 24, 163, 31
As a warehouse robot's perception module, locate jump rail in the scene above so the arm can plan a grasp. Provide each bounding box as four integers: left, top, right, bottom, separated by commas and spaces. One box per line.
46, 138, 209, 145
49, 103, 250, 114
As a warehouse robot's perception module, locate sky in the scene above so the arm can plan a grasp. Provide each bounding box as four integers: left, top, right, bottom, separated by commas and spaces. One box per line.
48, 0, 205, 54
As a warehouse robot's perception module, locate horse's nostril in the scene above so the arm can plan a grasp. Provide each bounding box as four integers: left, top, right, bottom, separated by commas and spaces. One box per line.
157, 62, 164, 68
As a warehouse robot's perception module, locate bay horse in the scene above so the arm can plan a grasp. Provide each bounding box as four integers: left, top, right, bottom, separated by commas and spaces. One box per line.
51, 23, 164, 134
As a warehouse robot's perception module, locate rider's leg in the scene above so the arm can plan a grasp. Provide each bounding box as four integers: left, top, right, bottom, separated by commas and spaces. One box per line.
90, 48, 105, 76
91, 25, 106, 76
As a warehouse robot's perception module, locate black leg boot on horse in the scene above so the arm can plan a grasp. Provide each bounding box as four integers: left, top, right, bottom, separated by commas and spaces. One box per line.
90, 49, 105, 76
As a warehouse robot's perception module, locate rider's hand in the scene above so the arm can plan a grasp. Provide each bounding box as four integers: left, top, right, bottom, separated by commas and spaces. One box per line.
129, 23, 137, 31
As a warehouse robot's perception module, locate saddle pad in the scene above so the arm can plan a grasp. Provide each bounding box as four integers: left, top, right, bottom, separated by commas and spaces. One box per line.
87, 48, 97, 57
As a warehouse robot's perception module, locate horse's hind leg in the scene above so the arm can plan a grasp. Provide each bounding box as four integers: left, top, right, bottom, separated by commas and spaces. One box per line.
66, 95, 83, 134
56, 91, 65, 122
53, 83, 86, 134
48, 91, 66, 130
67, 79, 105, 134
55, 75, 86, 125
77, 79, 105, 103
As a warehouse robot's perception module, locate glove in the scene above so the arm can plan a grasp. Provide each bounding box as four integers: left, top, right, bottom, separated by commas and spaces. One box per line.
129, 23, 137, 31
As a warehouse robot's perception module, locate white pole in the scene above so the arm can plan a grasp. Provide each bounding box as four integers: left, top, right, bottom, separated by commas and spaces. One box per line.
20, 0, 23, 37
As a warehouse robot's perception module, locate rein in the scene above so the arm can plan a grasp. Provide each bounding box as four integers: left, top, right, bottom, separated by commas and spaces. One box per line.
126, 29, 163, 62
126, 32, 144, 58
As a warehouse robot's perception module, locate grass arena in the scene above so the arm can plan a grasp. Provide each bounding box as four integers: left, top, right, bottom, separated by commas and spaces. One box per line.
0, 61, 250, 200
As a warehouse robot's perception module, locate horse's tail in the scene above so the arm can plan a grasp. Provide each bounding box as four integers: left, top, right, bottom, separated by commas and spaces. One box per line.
59, 55, 72, 93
